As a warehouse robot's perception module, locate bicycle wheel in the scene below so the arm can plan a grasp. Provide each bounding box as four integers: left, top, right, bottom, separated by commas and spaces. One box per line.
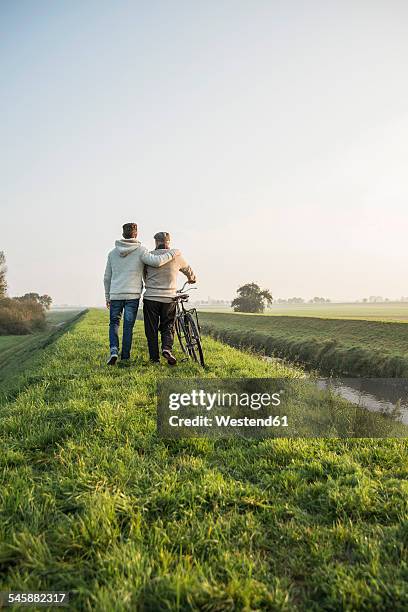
176, 313, 196, 360
183, 312, 205, 367
175, 316, 188, 356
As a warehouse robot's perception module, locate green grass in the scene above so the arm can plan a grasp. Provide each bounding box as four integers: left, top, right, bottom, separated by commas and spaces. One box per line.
0, 335, 33, 353
0, 309, 84, 359
1, 309, 408, 610
0, 309, 86, 394
45, 309, 85, 325
199, 312, 408, 377
199, 302, 408, 322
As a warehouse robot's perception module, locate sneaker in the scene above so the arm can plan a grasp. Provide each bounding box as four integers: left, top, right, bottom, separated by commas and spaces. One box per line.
162, 349, 177, 365
107, 351, 118, 366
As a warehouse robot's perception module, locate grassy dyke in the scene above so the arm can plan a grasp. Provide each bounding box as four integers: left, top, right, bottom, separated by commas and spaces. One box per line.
0, 309, 408, 610
199, 312, 408, 377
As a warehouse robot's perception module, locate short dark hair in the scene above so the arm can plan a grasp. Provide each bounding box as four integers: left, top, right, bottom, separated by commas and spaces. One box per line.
122, 223, 138, 239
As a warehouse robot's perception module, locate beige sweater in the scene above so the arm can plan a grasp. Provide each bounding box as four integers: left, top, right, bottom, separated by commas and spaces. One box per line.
143, 249, 196, 302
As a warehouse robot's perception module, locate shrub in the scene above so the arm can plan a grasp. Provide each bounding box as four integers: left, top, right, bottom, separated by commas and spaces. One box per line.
0, 297, 46, 335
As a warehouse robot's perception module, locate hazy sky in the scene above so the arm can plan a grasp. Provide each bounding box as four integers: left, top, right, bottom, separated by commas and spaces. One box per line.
1, 0, 407, 305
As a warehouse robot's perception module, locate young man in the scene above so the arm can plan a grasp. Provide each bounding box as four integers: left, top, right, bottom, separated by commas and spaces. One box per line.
143, 231, 196, 365
104, 223, 179, 365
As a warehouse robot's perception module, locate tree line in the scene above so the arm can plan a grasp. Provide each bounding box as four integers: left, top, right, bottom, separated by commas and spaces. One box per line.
0, 251, 52, 335
231, 283, 331, 312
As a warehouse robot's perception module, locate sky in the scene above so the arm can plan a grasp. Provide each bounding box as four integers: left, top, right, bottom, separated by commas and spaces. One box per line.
1, 0, 407, 305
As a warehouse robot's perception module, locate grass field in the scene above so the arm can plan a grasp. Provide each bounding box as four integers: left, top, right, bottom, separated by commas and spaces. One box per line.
46, 309, 85, 325
199, 302, 408, 322
0, 309, 83, 357
0, 334, 33, 355
0, 309, 85, 393
199, 312, 408, 377
1, 309, 408, 610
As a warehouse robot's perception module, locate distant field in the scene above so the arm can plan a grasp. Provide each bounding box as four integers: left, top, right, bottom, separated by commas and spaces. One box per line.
46, 308, 84, 324
0, 309, 83, 359
199, 302, 408, 322
0, 335, 31, 353
199, 312, 408, 377
0, 309, 85, 390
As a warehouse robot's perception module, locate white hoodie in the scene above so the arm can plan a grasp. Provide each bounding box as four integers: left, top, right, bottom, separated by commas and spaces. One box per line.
104, 239, 176, 301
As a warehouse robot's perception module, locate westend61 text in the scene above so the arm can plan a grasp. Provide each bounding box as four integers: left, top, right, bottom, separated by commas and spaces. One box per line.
168, 415, 288, 427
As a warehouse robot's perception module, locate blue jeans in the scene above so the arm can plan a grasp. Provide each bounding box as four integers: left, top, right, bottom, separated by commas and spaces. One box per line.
109, 299, 140, 359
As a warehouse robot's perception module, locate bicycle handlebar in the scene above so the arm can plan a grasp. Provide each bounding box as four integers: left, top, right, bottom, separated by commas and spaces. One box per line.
177, 281, 197, 294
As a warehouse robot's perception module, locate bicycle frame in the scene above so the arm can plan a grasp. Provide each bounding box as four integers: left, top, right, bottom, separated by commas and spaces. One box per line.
172, 282, 206, 368
174, 282, 201, 333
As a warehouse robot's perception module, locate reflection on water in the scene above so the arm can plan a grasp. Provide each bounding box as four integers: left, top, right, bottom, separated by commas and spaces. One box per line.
316, 378, 408, 424
261, 356, 408, 425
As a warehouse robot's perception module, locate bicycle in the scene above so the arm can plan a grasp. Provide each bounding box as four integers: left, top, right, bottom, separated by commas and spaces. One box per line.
173, 281, 205, 367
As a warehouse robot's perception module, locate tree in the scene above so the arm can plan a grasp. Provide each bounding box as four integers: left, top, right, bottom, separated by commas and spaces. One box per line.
17, 292, 40, 302
39, 294, 52, 310
231, 283, 273, 313
14, 293, 53, 310
0, 251, 7, 298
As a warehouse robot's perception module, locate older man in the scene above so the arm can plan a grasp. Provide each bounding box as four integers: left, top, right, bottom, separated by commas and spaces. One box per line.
104, 223, 179, 365
143, 231, 196, 365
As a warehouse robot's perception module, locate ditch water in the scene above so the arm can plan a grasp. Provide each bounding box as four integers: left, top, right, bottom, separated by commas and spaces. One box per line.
315, 378, 408, 425
262, 357, 408, 424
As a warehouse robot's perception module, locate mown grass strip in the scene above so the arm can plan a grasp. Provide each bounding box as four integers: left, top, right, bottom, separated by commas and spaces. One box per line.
199, 302, 408, 322
0, 310, 88, 401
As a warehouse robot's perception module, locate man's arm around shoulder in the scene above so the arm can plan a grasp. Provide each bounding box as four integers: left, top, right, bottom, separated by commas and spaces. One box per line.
140, 246, 180, 268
